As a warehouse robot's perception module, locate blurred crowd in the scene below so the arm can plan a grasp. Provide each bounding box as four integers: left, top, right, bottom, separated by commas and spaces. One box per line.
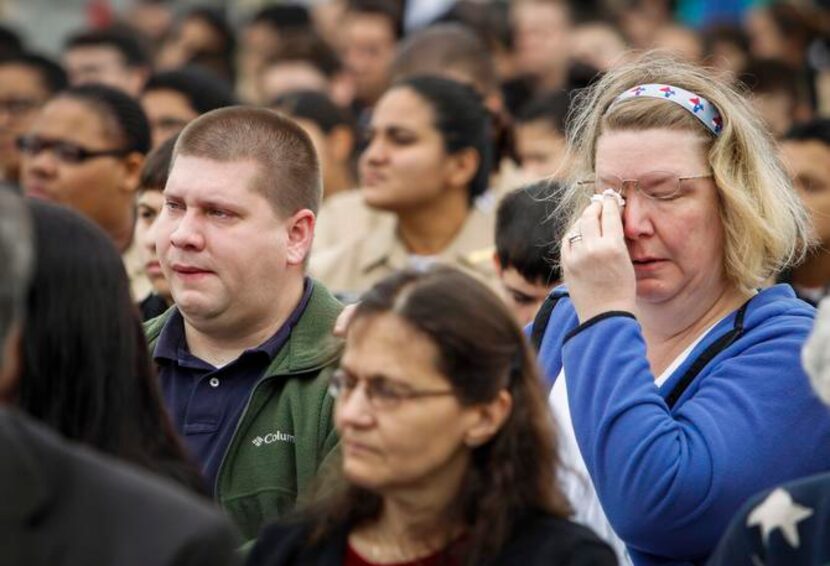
1, 0, 830, 565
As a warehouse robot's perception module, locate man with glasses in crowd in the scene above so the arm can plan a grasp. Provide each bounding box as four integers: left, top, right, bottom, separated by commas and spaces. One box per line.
0, 53, 67, 186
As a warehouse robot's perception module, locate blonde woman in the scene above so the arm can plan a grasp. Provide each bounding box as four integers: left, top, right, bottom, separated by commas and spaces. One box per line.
531, 52, 830, 564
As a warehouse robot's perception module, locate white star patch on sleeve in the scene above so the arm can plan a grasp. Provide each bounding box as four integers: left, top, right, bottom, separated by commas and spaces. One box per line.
747, 488, 814, 549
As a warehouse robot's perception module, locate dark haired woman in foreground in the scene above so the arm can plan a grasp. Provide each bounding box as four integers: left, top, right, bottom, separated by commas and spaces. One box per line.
248, 266, 615, 565
16, 201, 204, 493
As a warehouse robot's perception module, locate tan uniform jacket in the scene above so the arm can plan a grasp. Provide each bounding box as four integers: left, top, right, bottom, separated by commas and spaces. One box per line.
312, 159, 525, 257
312, 190, 394, 255
310, 206, 496, 300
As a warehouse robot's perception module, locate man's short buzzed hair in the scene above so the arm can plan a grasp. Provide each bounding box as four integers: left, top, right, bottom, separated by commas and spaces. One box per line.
0, 189, 33, 368
173, 106, 322, 216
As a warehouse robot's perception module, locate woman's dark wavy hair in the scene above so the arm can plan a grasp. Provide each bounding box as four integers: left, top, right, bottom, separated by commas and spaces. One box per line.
305, 266, 570, 565
395, 75, 493, 201
59, 83, 151, 155
16, 201, 204, 494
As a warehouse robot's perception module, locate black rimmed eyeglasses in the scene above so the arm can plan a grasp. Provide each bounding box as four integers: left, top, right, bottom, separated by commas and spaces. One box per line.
578, 171, 713, 201
16, 134, 133, 165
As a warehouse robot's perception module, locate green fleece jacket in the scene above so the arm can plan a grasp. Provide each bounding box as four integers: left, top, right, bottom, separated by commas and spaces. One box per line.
145, 282, 343, 541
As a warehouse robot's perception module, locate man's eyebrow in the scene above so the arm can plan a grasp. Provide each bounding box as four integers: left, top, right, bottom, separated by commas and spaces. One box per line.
199, 198, 242, 210
161, 188, 240, 208
504, 284, 536, 300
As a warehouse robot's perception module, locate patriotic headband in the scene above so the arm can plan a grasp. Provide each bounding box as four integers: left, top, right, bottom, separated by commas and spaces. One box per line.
609, 84, 723, 136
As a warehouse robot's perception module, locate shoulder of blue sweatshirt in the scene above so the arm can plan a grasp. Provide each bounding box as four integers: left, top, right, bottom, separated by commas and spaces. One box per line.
531, 284, 830, 564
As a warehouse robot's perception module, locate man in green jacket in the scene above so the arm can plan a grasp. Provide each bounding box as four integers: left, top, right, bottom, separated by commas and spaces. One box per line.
146, 106, 342, 541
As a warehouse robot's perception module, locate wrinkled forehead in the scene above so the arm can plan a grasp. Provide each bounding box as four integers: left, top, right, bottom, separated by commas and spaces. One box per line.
594, 128, 710, 177
165, 154, 260, 197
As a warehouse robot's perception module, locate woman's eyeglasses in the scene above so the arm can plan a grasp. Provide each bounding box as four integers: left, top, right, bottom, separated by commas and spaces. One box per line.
328, 370, 454, 410
16, 134, 132, 165
578, 171, 713, 201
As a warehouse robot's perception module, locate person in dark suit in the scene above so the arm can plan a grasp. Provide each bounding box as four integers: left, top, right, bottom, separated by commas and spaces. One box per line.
0, 408, 240, 566
0, 189, 239, 566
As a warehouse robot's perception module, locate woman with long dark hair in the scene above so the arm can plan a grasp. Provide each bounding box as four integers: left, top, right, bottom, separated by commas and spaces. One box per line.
248, 266, 615, 565
16, 200, 204, 493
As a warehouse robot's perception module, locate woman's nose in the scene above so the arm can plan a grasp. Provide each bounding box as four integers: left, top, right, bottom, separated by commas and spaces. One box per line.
621, 190, 655, 240
335, 385, 375, 429
25, 145, 58, 176
362, 137, 388, 165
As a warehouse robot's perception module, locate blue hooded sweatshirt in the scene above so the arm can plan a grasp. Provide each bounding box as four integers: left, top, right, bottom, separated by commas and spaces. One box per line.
533, 284, 830, 565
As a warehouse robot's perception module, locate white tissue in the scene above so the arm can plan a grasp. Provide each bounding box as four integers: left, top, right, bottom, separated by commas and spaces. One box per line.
590, 188, 626, 208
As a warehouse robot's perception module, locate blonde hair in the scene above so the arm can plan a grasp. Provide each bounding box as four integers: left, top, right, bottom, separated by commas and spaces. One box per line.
557, 51, 811, 292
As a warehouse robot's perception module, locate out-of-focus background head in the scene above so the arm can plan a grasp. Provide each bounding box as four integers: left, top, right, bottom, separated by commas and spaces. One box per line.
63, 25, 151, 96
141, 66, 235, 148
0, 51, 67, 183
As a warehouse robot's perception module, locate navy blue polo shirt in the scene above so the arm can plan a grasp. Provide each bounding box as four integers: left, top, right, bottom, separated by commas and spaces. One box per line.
155, 279, 314, 493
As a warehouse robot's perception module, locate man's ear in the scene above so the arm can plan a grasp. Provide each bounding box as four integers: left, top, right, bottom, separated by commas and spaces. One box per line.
121, 152, 146, 195
446, 147, 481, 189
463, 390, 513, 448
0, 324, 23, 404
492, 250, 504, 276
285, 209, 316, 266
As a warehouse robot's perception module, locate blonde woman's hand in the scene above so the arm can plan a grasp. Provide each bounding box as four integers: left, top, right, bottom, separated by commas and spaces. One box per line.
561, 193, 636, 323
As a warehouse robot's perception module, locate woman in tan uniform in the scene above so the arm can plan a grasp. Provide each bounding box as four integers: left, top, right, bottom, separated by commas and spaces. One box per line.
311, 75, 496, 301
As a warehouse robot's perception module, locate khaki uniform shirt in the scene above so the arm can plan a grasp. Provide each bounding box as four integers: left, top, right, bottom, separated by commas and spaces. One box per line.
312, 160, 526, 257
312, 190, 394, 255
310, 206, 496, 301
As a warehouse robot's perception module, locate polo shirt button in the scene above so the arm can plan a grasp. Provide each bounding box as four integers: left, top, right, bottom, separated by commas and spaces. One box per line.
209, 377, 220, 388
